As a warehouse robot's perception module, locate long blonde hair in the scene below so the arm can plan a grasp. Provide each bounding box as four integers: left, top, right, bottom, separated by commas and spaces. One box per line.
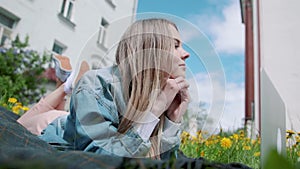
116, 18, 178, 158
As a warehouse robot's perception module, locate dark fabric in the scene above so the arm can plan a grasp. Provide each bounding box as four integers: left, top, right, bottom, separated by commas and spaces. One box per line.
0, 106, 252, 169
0, 106, 123, 169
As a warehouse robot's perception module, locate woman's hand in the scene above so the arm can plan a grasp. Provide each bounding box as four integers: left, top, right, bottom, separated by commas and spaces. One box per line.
166, 88, 190, 123
151, 76, 189, 119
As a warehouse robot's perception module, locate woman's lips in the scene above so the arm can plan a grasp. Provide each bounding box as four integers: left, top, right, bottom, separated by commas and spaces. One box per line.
179, 64, 186, 71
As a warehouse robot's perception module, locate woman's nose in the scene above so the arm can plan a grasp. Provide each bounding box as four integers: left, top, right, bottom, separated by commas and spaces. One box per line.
181, 49, 190, 60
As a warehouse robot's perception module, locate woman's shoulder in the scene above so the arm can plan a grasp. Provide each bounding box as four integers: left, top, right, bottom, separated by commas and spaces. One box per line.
75, 65, 121, 91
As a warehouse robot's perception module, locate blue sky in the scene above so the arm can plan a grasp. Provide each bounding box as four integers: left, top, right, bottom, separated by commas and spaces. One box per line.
137, 0, 245, 131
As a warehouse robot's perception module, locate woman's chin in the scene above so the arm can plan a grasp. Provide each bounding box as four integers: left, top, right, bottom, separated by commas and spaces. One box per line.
171, 73, 186, 79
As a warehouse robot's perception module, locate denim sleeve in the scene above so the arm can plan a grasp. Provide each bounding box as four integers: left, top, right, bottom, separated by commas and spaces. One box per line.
160, 117, 181, 158
64, 88, 151, 158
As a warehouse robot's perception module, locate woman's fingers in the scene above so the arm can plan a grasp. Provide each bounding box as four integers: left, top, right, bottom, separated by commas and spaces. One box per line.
166, 77, 189, 92
179, 88, 190, 102
150, 77, 189, 117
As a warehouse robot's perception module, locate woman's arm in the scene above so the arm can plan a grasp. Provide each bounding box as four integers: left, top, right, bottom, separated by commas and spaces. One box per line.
160, 116, 182, 159
64, 88, 152, 158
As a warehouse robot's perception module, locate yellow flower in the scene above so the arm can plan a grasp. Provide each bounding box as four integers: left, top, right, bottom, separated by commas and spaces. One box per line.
205, 140, 213, 146
200, 151, 205, 157
295, 136, 300, 143
239, 133, 245, 139
233, 134, 239, 141
286, 130, 296, 135
181, 131, 190, 139
197, 131, 203, 140
244, 137, 251, 143
191, 135, 198, 143
254, 152, 260, 157
181, 131, 190, 144
22, 106, 30, 111
220, 137, 232, 149
243, 145, 251, 150
12, 105, 21, 114
257, 138, 261, 144
8, 97, 17, 104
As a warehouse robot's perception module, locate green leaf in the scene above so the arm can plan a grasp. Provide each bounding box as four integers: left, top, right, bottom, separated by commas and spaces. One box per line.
263, 149, 297, 169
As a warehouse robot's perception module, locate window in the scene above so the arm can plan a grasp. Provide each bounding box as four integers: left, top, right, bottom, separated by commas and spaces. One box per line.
0, 7, 20, 46
97, 18, 109, 46
105, 0, 116, 9
52, 40, 67, 54
0, 13, 15, 29
0, 26, 13, 46
60, 0, 74, 21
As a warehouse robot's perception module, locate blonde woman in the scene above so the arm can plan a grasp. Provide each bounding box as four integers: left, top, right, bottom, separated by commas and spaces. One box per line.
65, 18, 189, 159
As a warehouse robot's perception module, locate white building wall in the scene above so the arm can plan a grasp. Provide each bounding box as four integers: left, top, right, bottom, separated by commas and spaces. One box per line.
251, 0, 260, 138
257, 0, 300, 131
0, 0, 137, 68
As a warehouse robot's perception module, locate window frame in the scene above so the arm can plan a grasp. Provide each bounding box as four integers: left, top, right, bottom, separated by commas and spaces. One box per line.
97, 18, 109, 47
52, 40, 67, 55
0, 7, 20, 46
105, 0, 116, 9
59, 0, 76, 26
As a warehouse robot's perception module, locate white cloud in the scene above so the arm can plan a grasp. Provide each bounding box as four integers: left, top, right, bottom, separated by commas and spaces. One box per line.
193, 0, 245, 55
187, 72, 245, 131
188, 72, 212, 104
221, 82, 245, 130
182, 0, 245, 134
180, 26, 202, 43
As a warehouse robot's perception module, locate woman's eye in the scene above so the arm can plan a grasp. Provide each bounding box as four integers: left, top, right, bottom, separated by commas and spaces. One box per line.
174, 40, 180, 49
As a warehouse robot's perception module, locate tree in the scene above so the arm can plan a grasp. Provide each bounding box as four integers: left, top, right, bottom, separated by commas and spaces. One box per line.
0, 35, 50, 105
182, 101, 208, 135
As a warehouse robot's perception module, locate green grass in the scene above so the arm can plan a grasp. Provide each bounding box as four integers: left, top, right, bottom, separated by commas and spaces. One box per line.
180, 129, 300, 169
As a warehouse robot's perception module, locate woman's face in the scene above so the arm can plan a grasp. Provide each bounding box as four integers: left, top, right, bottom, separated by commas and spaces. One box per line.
168, 25, 190, 78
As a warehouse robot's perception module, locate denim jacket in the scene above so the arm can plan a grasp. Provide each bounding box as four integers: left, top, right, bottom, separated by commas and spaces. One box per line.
49, 65, 181, 158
